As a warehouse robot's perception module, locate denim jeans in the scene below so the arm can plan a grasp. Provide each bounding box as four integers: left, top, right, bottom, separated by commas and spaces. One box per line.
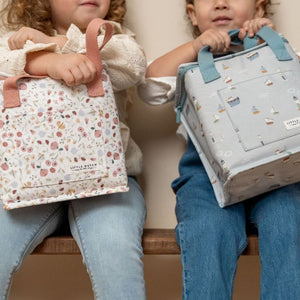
172, 139, 300, 300
0, 177, 146, 300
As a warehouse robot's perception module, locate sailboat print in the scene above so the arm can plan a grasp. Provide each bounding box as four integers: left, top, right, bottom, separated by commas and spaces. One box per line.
213, 114, 220, 122
260, 66, 268, 73
252, 106, 260, 114
271, 107, 279, 114
264, 79, 273, 86
218, 104, 226, 113
264, 118, 274, 125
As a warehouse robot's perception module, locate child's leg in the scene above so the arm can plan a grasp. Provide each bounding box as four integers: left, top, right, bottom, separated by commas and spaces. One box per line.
248, 183, 300, 300
0, 202, 66, 299
172, 140, 248, 300
68, 176, 146, 300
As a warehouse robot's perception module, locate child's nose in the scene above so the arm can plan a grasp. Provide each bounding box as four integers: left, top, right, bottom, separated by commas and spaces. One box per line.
214, 0, 229, 10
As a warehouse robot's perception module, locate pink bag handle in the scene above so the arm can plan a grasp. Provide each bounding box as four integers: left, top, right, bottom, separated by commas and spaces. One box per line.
86, 18, 113, 96
3, 18, 113, 108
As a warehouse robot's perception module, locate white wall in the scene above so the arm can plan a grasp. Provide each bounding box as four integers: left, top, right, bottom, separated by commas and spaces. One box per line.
9, 0, 300, 299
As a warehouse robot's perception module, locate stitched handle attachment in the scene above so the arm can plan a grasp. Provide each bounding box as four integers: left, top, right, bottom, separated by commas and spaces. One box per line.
3, 18, 113, 108
198, 26, 293, 83
3, 75, 45, 108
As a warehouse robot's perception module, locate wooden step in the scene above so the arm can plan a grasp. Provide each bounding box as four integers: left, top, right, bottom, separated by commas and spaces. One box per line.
32, 229, 259, 255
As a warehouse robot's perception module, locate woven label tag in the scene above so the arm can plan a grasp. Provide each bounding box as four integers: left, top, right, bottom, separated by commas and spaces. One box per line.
284, 117, 300, 130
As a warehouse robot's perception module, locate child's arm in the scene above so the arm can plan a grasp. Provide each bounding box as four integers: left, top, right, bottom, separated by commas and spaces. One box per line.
141, 29, 230, 106
146, 29, 231, 77
0, 31, 58, 76
25, 51, 97, 86
8, 27, 68, 50
147, 18, 275, 78
0, 28, 96, 86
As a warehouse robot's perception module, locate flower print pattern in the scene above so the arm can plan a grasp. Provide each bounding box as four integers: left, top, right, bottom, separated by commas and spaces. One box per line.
0, 68, 128, 209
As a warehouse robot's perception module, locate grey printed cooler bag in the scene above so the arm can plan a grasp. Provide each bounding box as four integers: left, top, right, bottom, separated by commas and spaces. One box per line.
175, 26, 300, 208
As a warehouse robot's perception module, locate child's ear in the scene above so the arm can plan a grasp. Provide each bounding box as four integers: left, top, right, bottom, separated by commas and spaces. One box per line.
187, 4, 198, 26
255, 0, 266, 18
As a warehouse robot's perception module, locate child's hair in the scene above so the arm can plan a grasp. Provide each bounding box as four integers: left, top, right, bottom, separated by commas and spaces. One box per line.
185, 0, 273, 37
0, 0, 126, 36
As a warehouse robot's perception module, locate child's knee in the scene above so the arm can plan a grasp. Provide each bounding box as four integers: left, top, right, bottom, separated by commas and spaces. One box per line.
176, 211, 247, 252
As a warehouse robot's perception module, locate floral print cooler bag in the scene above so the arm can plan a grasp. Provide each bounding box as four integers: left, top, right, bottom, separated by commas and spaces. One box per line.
0, 19, 128, 210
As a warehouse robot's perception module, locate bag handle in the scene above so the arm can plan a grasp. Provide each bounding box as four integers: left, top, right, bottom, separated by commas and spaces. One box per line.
3, 18, 113, 108
197, 29, 241, 83
85, 18, 113, 96
198, 26, 293, 83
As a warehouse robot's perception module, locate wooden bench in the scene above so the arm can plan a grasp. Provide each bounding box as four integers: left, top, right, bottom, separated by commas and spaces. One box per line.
32, 229, 259, 255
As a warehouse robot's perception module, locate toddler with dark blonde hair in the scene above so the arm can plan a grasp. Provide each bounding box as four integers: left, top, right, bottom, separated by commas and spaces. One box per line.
0, 1, 147, 299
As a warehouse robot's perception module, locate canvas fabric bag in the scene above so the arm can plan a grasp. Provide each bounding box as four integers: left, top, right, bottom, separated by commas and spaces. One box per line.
0, 18, 128, 210
175, 26, 300, 208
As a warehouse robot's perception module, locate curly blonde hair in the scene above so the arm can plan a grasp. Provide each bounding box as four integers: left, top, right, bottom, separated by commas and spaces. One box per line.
0, 0, 126, 35
185, 0, 273, 37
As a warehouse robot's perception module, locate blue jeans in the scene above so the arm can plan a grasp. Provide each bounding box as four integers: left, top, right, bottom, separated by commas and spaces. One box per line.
172, 139, 300, 300
0, 177, 146, 300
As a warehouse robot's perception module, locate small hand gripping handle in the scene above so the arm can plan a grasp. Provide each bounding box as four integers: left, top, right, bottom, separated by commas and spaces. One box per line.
2, 18, 113, 108
198, 26, 293, 83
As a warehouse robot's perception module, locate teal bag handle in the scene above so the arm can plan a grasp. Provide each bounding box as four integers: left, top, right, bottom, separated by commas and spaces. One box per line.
249, 26, 292, 60
197, 29, 241, 83
198, 26, 293, 83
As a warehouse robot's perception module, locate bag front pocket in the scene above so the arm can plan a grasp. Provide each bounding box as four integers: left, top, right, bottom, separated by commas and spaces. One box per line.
218, 70, 300, 151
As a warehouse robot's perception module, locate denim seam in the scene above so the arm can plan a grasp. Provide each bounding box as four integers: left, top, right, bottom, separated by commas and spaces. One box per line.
136, 181, 147, 256
229, 264, 237, 299
230, 239, 249, 296
69, 204, 99, 299
177, 222, 189, 300
238, 239, 248, 256
139, 208, 147, 256
124, 177, 147, 256
227, 238, 248, 299
4, 204, 65, 300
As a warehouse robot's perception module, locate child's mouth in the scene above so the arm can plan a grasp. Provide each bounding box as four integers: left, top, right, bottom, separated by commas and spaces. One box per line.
80, 1, 98, 7
213, 17, 232, 26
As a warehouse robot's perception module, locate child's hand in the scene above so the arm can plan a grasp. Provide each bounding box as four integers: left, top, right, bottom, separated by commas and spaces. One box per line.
239, 18, 275, 40
46, 53, 97, 86
192, 29, 231, 55
8, 27, 67, 50
25, 52, 97, 87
